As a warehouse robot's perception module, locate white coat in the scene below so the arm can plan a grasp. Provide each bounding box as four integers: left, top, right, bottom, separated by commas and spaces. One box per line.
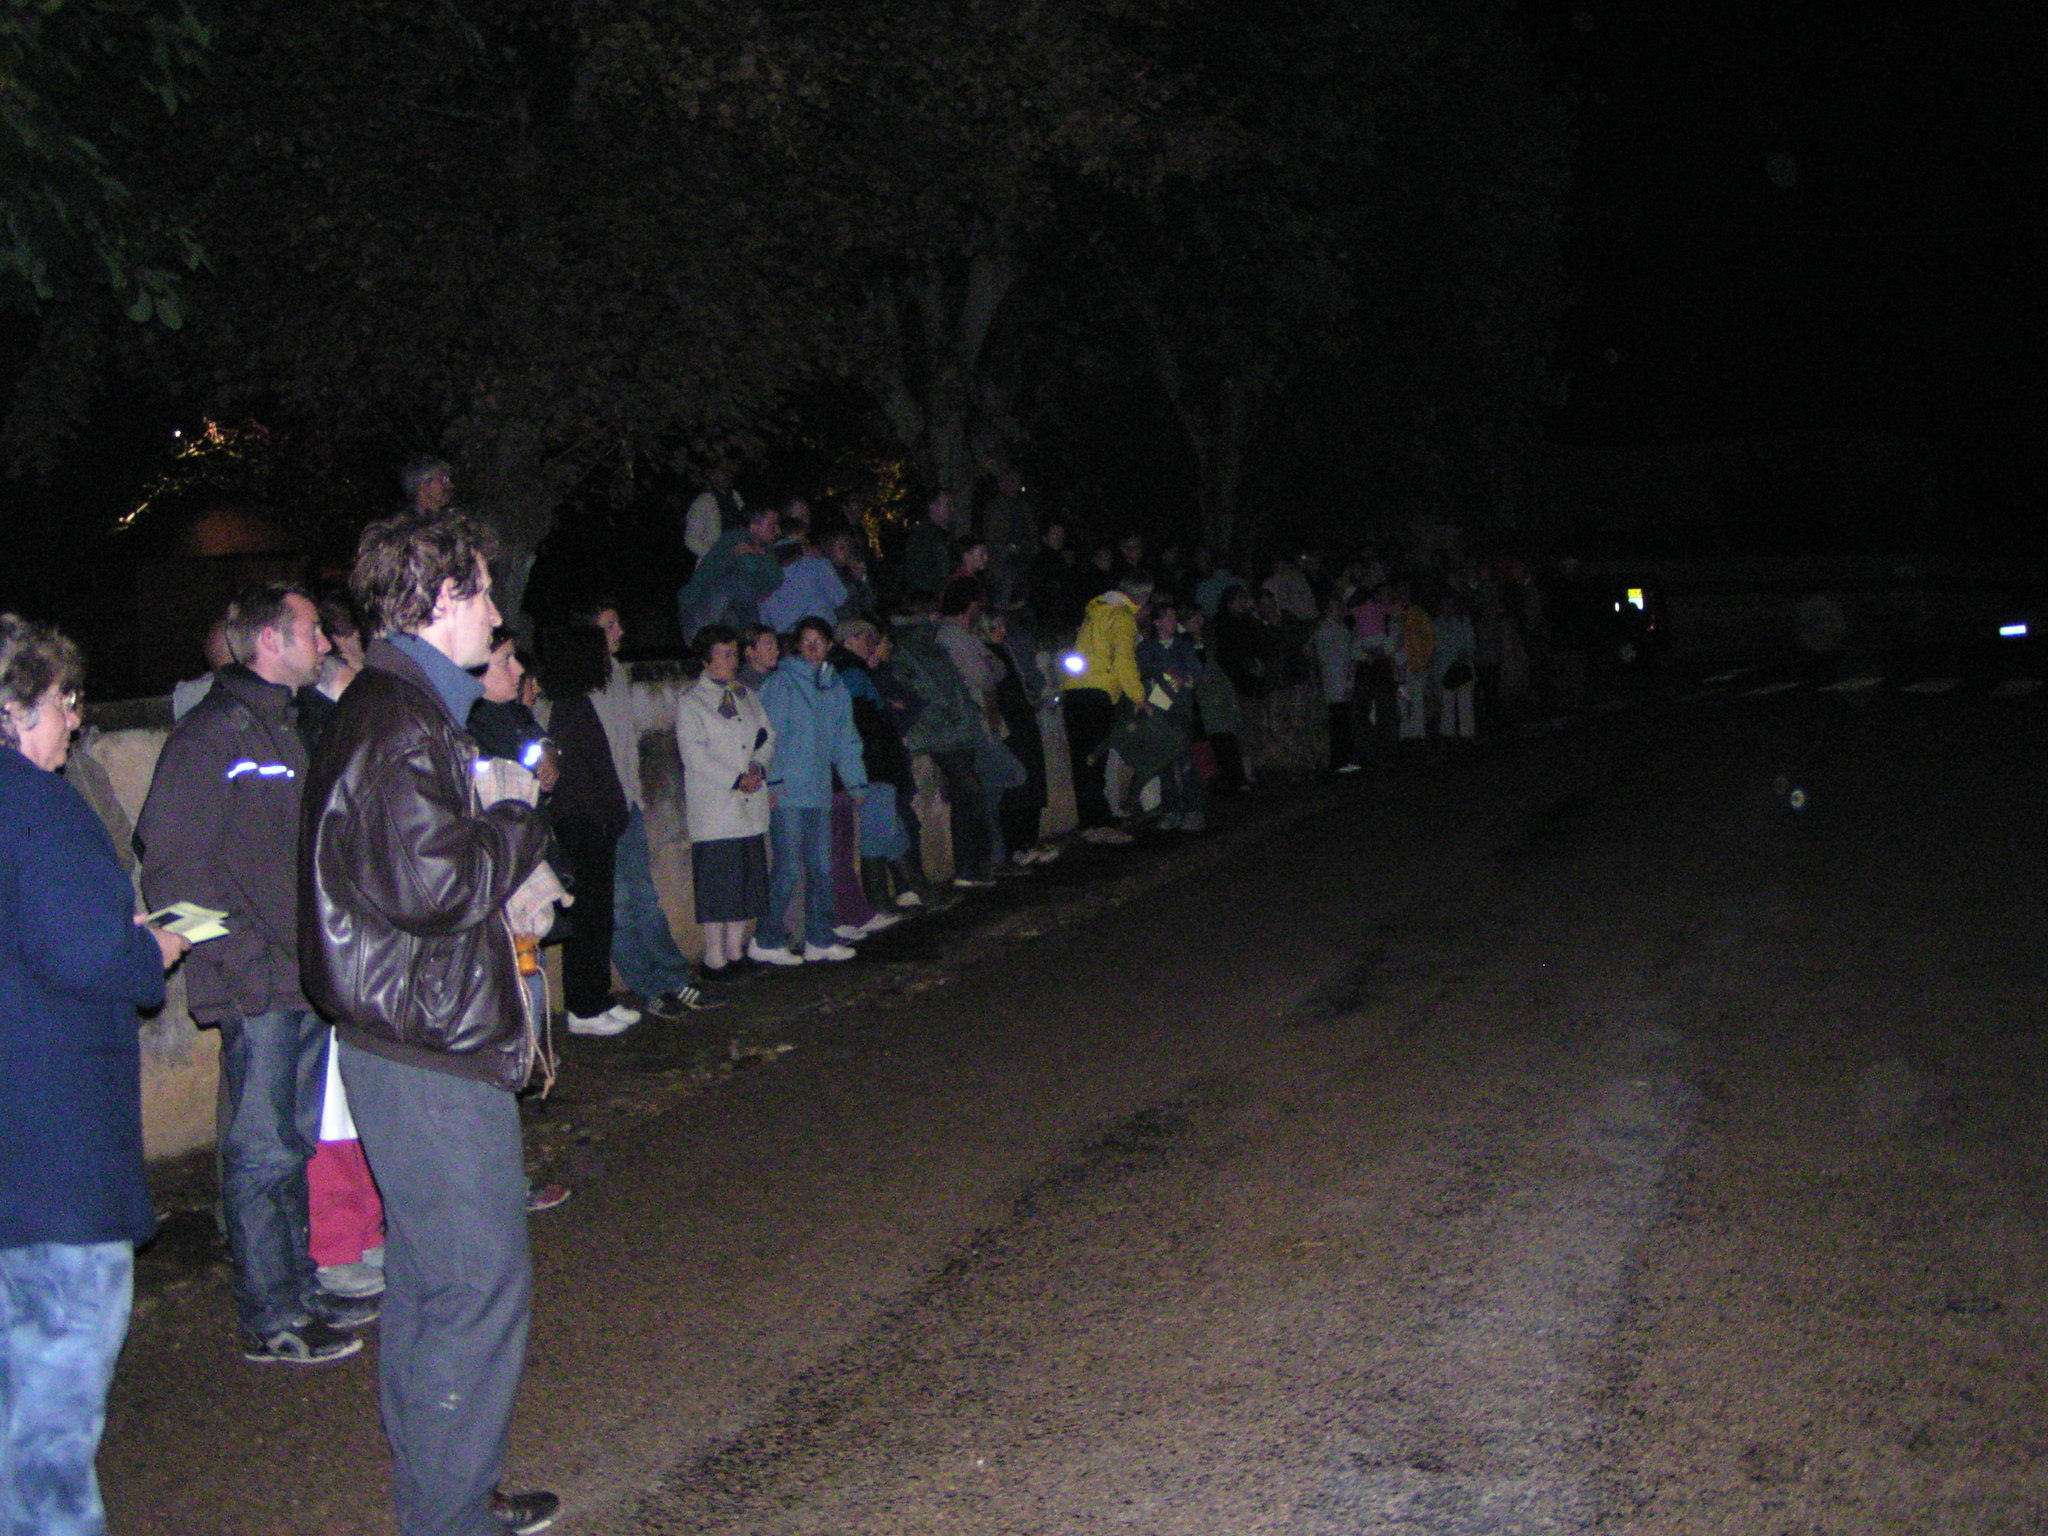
675, 674, 776, 843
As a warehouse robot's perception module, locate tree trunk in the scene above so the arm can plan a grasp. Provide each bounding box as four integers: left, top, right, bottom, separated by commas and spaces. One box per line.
453, 416, 564, 626
874, 250, 1020, 526
1145, 305, 1261, 562
1199, 376, 1255, 557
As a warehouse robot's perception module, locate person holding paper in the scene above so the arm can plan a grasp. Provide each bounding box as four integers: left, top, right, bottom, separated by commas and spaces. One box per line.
1, 613, 188, 1536
301, 509, 558, 1536
137, 583, 382, 1366
1135, 602, 1208, 832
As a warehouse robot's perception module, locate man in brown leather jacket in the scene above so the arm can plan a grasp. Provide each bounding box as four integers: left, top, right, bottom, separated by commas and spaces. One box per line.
300, 509, 560, 1536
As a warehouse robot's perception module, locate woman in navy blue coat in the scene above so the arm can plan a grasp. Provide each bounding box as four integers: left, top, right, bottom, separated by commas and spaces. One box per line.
0, 614, 185, 1536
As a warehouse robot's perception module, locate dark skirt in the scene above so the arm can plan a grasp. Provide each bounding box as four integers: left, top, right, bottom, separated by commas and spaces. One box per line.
692, 833, 769, 923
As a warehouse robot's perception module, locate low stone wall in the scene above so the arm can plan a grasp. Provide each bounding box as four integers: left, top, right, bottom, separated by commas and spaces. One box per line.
85, 680, 1084, 1162
79, 725, 221, 1162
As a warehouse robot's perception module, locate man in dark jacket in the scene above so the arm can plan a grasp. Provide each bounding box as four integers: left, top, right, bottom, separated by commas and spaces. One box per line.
831, 622, 928, 910
300, 511, 558, 1536
137, 584, 380, 1365
898, 491, 958, 603
675, 502, 784, 645
886, 606, 995, 886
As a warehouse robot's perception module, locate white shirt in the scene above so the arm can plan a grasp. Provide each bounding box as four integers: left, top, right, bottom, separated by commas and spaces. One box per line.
684, 489, 744, 560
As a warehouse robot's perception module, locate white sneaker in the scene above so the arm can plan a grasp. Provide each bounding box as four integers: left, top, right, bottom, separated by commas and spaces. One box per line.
857, 910, 904, 934
747, 940, 804, 967
894, 889, 924, 908
566, 1004, 640, 1036
802, 942, 858, 962
316, 1261, 385, 1299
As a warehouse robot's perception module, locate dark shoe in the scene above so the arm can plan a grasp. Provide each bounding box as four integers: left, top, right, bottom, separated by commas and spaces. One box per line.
311, 1293, 381, 1331
646, 986, 721, 1015
525, 1181, 572, 1214
242, 1318, 363, 1365
489, 1488, 560, 1534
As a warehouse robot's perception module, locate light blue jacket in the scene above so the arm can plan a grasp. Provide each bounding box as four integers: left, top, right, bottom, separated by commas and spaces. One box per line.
760, 553, 849, 633
757, 655, 868, 810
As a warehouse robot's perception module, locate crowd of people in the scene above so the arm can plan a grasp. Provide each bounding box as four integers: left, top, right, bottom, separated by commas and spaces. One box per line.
1, 456, 1591, 1536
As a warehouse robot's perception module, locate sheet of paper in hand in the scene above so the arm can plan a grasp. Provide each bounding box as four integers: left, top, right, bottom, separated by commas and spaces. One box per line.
146, 903, 232, 943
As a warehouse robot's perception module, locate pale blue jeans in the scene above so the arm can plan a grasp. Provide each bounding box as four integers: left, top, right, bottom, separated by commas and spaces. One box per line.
0, 1240, 132, 1536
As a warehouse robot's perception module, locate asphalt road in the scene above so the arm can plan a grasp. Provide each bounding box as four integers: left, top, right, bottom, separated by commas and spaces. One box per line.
104, 663, 2048, 1535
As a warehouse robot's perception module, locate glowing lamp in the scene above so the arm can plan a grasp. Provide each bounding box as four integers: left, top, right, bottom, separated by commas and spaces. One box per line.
1060, 652, 1087, 676
2000, 623, 2028, 639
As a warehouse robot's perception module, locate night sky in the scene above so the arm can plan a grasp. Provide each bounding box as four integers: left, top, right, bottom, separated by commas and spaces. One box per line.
1542, 2, 2046, 539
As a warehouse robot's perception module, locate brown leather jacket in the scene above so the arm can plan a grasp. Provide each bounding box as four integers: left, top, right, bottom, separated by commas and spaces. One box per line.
300, 641, 548, 1089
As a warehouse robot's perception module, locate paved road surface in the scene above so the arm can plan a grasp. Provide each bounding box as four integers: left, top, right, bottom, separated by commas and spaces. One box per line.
105, 670, 2048, 1534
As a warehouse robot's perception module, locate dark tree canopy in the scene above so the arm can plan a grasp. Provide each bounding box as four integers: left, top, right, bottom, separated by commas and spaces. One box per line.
6, 0, 1575, 614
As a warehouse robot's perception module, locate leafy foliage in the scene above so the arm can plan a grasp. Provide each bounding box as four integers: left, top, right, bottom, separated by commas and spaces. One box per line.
0, 0, 209, 318
6, 0, 1574, 611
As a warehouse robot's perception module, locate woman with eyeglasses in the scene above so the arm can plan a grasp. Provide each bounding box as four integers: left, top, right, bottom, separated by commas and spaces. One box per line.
1, 614, 188, 1536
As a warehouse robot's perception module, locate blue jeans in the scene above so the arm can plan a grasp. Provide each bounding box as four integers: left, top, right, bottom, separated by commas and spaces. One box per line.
857, 783, 908, 861
611, 809, 697, 997
339, 1043, 530, 1536
975, 739, 1027, 862
758, 805, 834, 951
0, 1241, 132, 1536
217, 1009, 327, 1335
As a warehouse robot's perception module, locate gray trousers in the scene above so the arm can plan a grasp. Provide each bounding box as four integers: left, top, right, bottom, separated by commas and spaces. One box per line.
337, 1042, 531, 1536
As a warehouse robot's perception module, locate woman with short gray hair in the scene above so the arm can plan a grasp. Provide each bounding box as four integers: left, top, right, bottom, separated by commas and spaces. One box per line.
1, 613, 187, 1535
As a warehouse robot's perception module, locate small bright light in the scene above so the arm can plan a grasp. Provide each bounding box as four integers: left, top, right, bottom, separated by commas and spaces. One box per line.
172, 429, 182, 438
1060, 651, 1087, 675
1626, 588, 1646, 611
2000, 623, 2028, 638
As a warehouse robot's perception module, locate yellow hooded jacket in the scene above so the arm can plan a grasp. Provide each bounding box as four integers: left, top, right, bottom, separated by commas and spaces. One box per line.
1061, 590, 1145, 704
